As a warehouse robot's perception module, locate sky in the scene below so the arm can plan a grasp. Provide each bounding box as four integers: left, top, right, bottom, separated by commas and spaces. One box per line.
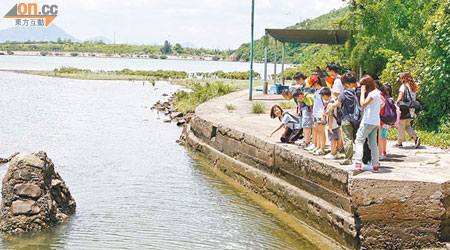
0, 0, 347, 49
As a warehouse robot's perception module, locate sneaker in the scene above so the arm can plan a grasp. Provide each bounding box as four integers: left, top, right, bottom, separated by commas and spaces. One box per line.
415, 137, 421, 149
309, 148, 318, 154
304, 144, 315, 151
324, 149, 331, 154
393, 143, 403, 148
352, 162, 362, 170
323, 154, 337, 160
313, 149, 326, 156
362, 163, 372, 171
294, 141, 303, 146
336, 153, 345, 159
383, 151, 387, 157
372, 166, 380, 172
340, 160, 352, 165
379, 154, 386, 161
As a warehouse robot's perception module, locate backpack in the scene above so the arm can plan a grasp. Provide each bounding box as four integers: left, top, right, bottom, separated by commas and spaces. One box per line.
333, 106, 343, 126
381, 94, 397, 125
348, 90, 362, 132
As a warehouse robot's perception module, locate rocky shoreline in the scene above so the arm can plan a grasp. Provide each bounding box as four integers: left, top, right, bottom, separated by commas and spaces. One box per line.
151, 93, 193, 144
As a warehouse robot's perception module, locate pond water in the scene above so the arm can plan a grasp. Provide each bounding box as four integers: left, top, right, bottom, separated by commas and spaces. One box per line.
0, 66, 317, 249
0, 55, 289, 75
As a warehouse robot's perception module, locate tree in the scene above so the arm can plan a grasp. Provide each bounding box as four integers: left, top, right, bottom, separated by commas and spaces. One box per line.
416, 0, 450, 129
173, 43, 184, 54
160, 40, 172, 55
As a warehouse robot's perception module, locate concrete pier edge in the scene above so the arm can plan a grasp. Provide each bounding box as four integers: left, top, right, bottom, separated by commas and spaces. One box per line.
186, 90, 450, 249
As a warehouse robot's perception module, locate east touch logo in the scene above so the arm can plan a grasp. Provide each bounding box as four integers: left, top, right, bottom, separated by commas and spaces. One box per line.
3, 3, 58, 27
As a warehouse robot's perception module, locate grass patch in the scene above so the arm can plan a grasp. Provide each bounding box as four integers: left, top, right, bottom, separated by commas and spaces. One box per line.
279, 101, 297, 109
387, 127, 450, 149
173, 81, 235, 112
252, 102, 266, 114
225, 104, 236, 111
172, 78, 264, 91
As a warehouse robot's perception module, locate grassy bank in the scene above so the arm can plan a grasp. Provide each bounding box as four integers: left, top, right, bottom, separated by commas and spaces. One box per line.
173, 81, 236, 112
386, 126, 450, 150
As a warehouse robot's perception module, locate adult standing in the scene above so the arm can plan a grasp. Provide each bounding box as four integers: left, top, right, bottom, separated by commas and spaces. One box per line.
353, 75, 381, 172
395, 72, 421, 148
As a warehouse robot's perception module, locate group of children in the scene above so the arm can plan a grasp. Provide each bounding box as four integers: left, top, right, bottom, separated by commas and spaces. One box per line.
270, 63, 416, 172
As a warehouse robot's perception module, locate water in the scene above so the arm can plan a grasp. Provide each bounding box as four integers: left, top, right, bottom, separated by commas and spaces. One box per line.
0, 55, 289, 74
0, 67, 317, 249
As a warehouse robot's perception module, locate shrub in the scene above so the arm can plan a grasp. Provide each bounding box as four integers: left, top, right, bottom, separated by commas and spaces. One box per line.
225, 104, 235, 111
252, 102, 266, 114
174, 81, 235, 112
160, 55, 167, 59
40, 51, 48, 56
70, 52, 78, 57
212, 56, 220, 61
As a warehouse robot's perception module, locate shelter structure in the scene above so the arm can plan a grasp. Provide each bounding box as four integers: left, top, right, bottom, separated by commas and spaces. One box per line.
261, 29, 350, 94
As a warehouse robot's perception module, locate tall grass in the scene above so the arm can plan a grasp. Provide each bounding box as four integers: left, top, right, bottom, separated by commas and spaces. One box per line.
252, 102, 266, 114
173, 82, 235, 112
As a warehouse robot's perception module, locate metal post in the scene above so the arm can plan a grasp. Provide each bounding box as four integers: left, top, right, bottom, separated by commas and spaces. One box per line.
263, 36, 268, 94
359, 64, 362, 80
274, 39, 277, 85
281, 42, 285, 85
249, 0, 255, 100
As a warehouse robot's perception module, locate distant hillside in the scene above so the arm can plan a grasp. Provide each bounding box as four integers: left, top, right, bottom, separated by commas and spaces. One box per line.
231, 7, 349, 64
0, 24, 81, 43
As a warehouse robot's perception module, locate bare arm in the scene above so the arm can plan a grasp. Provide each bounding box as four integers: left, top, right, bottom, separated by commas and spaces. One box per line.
360, 85, 373, 108
328, 114, 334, 133
270, 124, 284, 137
396, 91, 404, 103
325, 100, 342, 115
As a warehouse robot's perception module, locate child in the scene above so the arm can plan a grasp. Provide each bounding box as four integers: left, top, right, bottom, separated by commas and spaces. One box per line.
309, 75, 327, 155
293, 89, 314, 148
353, 75, 382, 172
269, 105, 301, 143
379, 84, 392, 160
320, 87, 341, 159
326, 72, 360, 165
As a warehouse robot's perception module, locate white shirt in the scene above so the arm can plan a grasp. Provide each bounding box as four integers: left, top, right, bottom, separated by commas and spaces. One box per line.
399, 84, 416, 101
362, 90, 381, 125
332, 76, 344, 96
281, 114, 301, 130
312, 87, 325, 118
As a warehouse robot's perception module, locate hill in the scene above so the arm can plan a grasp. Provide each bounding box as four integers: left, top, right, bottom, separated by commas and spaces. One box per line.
0, 24, 81, 43
231, 7, 349, 64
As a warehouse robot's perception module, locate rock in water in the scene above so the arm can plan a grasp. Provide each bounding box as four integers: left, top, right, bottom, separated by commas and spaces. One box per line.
0, 151, 76, 234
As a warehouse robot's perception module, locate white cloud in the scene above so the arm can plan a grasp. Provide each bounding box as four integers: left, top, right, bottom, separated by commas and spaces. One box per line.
0, 0, 348, 49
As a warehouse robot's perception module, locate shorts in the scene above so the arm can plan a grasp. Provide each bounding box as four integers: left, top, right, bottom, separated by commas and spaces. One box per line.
301, 110, 313, 128
328, 128, 340, 141
381, 127, 388, 139
313, 117, 326, 125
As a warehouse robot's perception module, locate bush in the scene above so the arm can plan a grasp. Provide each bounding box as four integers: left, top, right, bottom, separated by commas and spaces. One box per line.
7, 50, 13, 55
174, 81, 235, 112
70, 52, 78, 57
40, 51, 48, 56
225, 104, 235, 111
212, 56, 220, 61
160, 55, 167, 60
252, 102, 266, 114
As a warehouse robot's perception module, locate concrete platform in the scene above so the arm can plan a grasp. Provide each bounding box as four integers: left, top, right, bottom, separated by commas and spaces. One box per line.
186, 90, 450, 249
